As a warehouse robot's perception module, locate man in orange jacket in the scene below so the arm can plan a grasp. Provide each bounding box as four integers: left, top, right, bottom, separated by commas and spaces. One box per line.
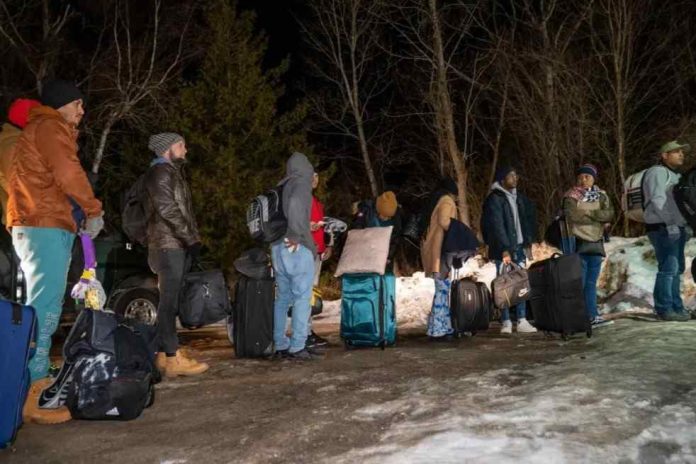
7, 80, 104, 425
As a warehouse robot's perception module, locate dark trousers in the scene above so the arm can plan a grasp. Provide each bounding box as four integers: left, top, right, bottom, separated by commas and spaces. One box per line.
148, 248, 190, 354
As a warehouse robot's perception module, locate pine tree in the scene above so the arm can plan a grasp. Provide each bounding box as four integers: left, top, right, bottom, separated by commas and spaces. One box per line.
173, 0, 308, 265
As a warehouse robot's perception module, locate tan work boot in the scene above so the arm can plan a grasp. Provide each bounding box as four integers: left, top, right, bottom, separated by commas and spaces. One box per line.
164, 350, 209, 378
22, 378, 72, 425
155, 352, 168, 375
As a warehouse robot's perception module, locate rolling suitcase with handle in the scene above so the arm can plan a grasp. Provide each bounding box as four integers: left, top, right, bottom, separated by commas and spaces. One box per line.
340, 273, 396, 349
233, 276, 274, 358
528, 253, 591, 339
0, 301, 36, 448
450, 277, 491, 336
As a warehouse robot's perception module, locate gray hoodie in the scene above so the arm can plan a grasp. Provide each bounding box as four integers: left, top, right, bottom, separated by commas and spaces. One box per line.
492, 182, 523, 245
274, 152, 317, 256
643, 165, 686, 227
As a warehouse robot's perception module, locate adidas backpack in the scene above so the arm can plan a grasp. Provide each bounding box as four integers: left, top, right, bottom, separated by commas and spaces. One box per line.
121, 174, 149, 246
246, 185, 287, 243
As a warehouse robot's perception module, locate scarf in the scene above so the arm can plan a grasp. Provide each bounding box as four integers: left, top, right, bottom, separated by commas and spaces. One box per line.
565, 185, 601, 203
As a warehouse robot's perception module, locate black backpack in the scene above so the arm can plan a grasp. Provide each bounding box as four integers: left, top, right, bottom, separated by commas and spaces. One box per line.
674, 168, 696, 228
64, 310, 159, 421
246, 185, 287, 243
121, 174, 149, 246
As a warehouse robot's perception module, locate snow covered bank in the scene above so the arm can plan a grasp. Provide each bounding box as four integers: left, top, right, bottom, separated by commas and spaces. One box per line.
316, 238, 696, 329
333, 320, 696, 463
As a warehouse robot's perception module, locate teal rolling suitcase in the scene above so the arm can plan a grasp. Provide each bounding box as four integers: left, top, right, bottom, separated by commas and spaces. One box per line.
340, 273, 396, 349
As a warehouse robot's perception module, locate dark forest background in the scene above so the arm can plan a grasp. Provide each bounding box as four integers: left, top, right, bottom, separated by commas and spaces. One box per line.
2, 0, 696, 269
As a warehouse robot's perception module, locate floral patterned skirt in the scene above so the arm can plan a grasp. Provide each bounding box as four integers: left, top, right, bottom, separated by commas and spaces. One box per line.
427, 276, 454, 337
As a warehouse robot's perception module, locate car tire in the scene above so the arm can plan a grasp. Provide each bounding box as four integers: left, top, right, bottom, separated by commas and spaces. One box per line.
113, 288, 159, 326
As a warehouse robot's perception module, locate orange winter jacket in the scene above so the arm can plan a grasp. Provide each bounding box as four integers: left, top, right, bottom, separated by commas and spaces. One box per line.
7, 106, 102, 232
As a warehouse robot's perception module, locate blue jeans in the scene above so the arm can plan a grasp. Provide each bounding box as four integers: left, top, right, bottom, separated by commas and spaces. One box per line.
12, 227, 74, 382
647, 226, 686, 316
580, 254, 603, 320
271, 243, 315, 353
496, 245, 527, 322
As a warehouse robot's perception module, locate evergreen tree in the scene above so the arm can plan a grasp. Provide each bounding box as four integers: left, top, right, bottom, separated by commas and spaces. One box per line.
173, 0, 308, 265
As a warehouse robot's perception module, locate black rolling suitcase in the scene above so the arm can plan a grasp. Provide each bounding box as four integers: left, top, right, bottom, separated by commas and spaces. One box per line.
528, 253, 591, 339
233, 276, 274, 358
450, 278, 491, 336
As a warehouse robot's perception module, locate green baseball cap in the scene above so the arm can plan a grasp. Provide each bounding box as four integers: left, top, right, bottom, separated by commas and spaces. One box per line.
659, 140, 691, 154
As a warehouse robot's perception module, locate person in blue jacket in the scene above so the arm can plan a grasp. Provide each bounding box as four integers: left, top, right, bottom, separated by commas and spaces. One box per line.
481, 166, 537, 334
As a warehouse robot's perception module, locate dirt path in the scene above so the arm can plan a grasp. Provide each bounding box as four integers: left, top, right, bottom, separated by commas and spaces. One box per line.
4, 318, 695, 463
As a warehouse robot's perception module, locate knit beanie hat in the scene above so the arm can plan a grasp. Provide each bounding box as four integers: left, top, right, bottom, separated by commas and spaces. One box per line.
40, 80, 84, 110
376, 191, 398, 218
576, 163, 598, 179
8, 98, 41, 129
148, 133, 184, 157
495, 166, 516, 183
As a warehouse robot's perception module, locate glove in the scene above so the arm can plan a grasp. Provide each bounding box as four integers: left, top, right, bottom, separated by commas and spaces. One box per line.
82, 212, 104, 239
666, 225, 681, 241
187, 241, 202, 260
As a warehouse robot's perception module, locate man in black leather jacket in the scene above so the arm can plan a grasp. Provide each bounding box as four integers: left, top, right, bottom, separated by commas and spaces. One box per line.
144, 132, 208, 377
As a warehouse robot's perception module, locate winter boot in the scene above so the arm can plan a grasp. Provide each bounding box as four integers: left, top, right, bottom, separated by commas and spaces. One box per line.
500, 321, 513, 335
164, 350, 209, 378
516, 319, 538, 333
23, 378, 72, 425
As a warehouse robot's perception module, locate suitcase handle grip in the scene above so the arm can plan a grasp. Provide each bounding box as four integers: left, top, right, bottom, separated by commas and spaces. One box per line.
11, 302, 22, 325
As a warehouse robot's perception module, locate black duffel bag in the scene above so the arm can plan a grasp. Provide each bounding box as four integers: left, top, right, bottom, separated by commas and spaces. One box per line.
179, 269, 231, 329
65, 310, 159, 421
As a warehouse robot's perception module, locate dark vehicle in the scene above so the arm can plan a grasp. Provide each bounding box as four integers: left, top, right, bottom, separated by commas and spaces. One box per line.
0, 227, 159, 326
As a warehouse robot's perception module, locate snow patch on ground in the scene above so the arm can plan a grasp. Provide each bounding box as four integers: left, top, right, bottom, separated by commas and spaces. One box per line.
334, 321, 696, 463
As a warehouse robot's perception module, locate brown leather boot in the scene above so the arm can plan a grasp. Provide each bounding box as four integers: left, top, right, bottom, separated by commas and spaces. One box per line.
22, 378, 72, 425
164, 350, 209, 378
155, 352, 167, 375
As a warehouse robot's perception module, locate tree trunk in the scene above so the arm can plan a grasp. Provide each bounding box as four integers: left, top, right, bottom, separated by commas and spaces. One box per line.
429, 0, 469, 224
92, 114, 117, 174
355, 111, 379, 197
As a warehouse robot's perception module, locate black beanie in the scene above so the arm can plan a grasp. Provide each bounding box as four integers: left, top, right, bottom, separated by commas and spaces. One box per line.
40, 80, 84, 110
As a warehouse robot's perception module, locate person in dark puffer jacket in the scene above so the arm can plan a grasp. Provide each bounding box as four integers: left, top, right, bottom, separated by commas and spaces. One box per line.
481, 166, 537, 334
144, 132, 208, 378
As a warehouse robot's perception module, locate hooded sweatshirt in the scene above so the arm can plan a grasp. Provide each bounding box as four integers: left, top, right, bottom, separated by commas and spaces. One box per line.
492, 182, 523, 245
274, 152, 316, 256
643, 164, 686, 227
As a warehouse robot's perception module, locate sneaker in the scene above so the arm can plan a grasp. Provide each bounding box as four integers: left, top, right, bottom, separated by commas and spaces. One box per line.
164, 350, 209, 377
658, 311, 691, 322
500, 321, 513, 335
288, 348, 324, 361
516, 319, 538, 333
38, 361, 74, 409
273, 349, 289, 359
306, 331, 329, 348
23, 378, 72, 425
591, 316, 615, 328
429, 333, 455, 342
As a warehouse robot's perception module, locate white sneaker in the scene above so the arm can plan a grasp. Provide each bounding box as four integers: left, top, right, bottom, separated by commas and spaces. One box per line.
516, 319, 538, 333
500, 321, 513, 334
